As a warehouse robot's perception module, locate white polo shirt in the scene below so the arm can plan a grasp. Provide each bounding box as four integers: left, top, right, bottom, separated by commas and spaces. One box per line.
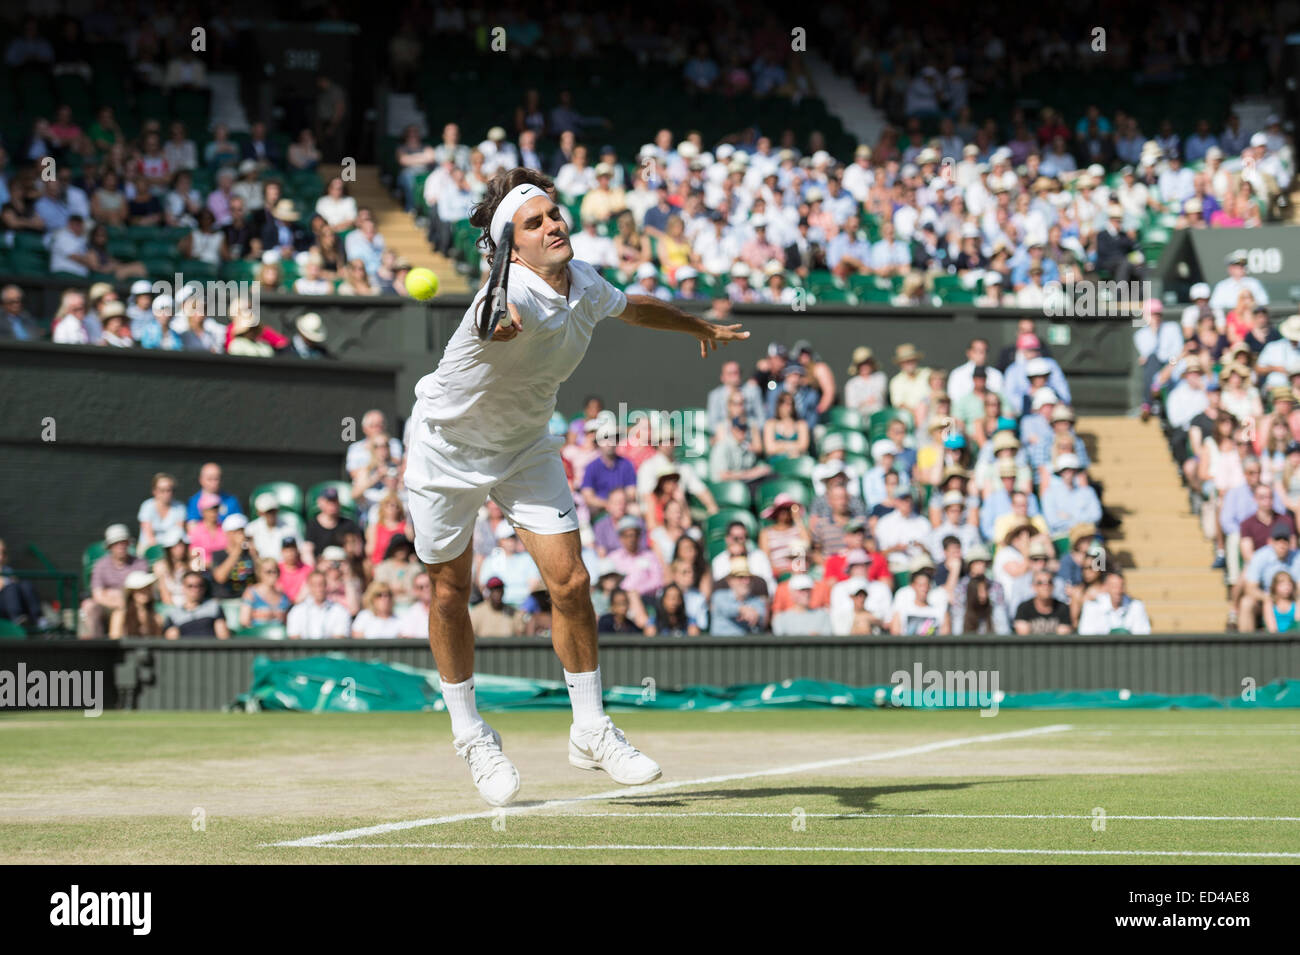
414, 258, 627, 453
286, 598, 352, 639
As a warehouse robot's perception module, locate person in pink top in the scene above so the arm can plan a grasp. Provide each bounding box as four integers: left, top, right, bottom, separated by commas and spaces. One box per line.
608, 516, 665, 599
187, 492, 228, 566
277, 538, 312, 603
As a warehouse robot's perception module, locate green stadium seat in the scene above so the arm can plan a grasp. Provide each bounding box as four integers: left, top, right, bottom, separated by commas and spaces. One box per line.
250, 482, 306, 517
706, 480, 753, 511
142, 545, 165, 565
868, 408, 914, 440
0, 618, 28, 639
820, 428, 870, 457
825, 407, 866, 432
237, 622, 287, 640
768, 455, 816, 481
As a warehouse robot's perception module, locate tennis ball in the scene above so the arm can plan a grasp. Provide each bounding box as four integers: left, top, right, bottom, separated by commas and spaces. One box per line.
406, 267, 440, 300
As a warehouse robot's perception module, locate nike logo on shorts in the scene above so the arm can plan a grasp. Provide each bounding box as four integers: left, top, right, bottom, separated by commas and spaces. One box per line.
558, 507, 574, 519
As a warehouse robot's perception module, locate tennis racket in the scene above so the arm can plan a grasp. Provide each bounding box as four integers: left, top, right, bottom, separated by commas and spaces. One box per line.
477, 221, 513, 341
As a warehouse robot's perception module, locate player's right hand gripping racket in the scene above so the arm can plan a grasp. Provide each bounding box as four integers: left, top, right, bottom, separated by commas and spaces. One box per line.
477, 221, 513, 341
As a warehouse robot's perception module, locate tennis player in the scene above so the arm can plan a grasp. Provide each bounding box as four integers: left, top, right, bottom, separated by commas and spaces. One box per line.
407, 168, 748, 806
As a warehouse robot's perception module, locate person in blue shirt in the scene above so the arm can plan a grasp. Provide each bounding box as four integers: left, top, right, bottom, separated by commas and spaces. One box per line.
766, 364, 820, 428
185, 463, 244, 523
981, 460, 1042, 540
862, 439, 912, 509
1239, 524, 1300, 631
1019, 391, 1059, 474
1004, 351, 1071, 418
1039, 455, 1102, 538
1009, 241, 1060, 290
709, 556, 769, 634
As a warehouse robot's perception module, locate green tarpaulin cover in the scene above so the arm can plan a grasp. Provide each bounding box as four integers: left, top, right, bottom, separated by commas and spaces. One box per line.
228, 654, 1300, 713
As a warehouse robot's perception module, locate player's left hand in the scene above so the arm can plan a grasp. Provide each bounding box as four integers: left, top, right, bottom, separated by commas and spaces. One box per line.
696, 321, 749, 358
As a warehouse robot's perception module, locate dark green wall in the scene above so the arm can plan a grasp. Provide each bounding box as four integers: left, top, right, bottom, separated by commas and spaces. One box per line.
0, 341, 400, 572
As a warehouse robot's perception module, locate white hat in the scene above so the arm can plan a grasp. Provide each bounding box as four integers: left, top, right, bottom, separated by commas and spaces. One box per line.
1031, 387, 1060, 409
811, 150, 830, 166
130, 280, 153, 296
152, 293, 173, 314
729, 261, 751, 278
715, 144, 735, 161
961, 224, 981, 239
638, 143, 658, 160
296, 312, 327, 343
494, 522, 517, 540
677, 141, 698, 159
635, 263, 659, 281
1250, 132, 1269, 148
1026, 357, 1052, 377
1190, 282, 1211, 300
222, 514, 248, 532
846, 579, 870, 596
124, 571, 157, 591
1206, 146, 1223, 160
983, 272, 1003, 286
805, 187, 824, 202
1054, 453, 1082, 472
941, 490, 965, 508
594, 162, 614, 177
255, 492, 279, 513
321, 545, 347, 561
788, 573, 815, 591
813, 460, 849, 484
487, 126, 507, 141
750, 215, 767, 228
871, 438, 900, 458
104, 523, 131, 546
156, 527, 186, 548
676, 266, 698, 282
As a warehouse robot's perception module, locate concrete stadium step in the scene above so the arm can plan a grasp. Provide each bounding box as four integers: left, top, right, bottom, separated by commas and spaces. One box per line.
1123, 570, 1227, 602
1141, 600, 1230, 631
315, 163, 469, 295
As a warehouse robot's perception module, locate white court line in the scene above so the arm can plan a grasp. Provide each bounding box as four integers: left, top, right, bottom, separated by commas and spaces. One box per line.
294, 843, 1300, 859
509, 811, 1300, 822
265, 722, 1073, 848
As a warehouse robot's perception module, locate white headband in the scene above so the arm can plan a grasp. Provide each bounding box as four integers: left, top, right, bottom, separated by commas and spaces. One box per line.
490, 184, 546, 246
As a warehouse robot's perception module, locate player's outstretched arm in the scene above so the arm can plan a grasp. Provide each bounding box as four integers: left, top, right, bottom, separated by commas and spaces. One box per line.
619, 294, 749, 358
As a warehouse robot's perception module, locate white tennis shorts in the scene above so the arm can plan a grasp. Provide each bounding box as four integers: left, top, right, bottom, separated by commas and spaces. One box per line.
405, 421, 579, 565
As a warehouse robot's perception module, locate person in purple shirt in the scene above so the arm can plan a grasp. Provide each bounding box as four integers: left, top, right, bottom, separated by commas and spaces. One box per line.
1217, 455, 1285, 574
591, 487, 642, 557
580, 441, 638, 516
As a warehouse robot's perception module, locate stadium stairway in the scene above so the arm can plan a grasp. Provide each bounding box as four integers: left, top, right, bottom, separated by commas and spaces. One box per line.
1079, 415, 1226, 632
316, 163, 469, 295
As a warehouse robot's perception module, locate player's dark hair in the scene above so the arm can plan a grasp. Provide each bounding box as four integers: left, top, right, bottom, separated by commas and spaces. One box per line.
471, 168, 558, 267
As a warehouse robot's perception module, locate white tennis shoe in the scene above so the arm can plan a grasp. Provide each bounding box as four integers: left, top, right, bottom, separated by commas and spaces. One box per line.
454, 722, 520, 807
569, 716, 662, 785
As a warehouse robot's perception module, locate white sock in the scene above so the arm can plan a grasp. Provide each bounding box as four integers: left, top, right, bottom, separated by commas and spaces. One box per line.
441, 676, 483, 738
564, 667, 606, 727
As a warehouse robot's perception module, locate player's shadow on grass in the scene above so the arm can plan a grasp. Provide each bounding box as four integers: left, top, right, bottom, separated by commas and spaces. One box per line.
614, 778, 1045, 812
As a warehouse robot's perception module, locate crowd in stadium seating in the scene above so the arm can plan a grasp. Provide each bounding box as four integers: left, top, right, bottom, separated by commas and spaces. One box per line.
1148, 259, 1300, 632
412, 95, 1291, 311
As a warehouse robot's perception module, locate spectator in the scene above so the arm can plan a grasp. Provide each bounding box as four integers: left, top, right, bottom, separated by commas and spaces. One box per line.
137, 472, 187, 549
315, 177, 358, 233
1040, 455, 1102, 540
478, 523, 541, 608
648, 499, 696, 567
209, 514, 259, 599
609, 517, 665, 600
758, 496, 811, 582
874, 491, 932, 574
163, 572, 229, 639
0, 285, 39, 341
277, 539, 311, 603
707, 360, 766, 433
238, 558, 291, 630
772, 574, 832, 635
1013, 568, 1073, 634
889, 557, 950, 635
709, 556, 768, 634
763, 391, 810, 460
1078, 570, 1151, 635
306, 487, 360, 556
351, 581, 403, 638
0, 537, 43, 629
286, 571, 352, 639
1264, 570, 1299, 633
710, 399, 771, 485
647, 583, 698, 636
396, 572, 434, 638
80, 524, 149, 637
470, 576, 520, 637
108, 571, 165, 637
1210, 252, 1269, 311
888, 343, 930, 422
597, 587, 645, 634
48, 214, 92, 277
287, 129, 320, 172
844, 347, 888, 416
591, 487, 642, 558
